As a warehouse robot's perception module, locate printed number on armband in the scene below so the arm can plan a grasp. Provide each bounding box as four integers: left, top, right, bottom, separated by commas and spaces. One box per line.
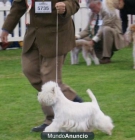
38, 6, 49, 11
35, 2, 52, 13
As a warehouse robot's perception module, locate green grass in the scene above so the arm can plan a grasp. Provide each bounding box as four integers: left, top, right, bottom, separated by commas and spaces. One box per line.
0, 47, 135, 140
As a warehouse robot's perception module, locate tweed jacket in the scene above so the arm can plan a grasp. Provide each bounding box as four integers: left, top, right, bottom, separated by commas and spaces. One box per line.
2, 0, 79, 57
79, 7, 126, 50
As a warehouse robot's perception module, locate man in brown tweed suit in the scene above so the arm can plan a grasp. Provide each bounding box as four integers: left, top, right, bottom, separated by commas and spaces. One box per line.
0, 0, 83, 132
77, 0, 126, 64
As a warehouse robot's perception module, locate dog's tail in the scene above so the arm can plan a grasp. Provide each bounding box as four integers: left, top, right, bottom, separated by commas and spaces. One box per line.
86, 89, 100, 108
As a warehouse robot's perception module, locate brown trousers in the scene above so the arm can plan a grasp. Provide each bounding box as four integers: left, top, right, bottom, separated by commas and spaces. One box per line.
99, 26, 117, 58
22, 40, 77, 124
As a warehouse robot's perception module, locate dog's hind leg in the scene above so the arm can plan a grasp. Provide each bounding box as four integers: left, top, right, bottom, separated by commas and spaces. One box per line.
82, 48, 91, 66
90, 50, 100, 65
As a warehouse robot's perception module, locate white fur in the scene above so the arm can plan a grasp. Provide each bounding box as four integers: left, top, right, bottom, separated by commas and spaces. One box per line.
71, 39, 99, 66
125, 25, 135, 69
38, 81, 114, 135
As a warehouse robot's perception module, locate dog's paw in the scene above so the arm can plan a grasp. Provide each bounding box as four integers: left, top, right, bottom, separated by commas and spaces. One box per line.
94, 59, 100, 65
86, 58, 91, 66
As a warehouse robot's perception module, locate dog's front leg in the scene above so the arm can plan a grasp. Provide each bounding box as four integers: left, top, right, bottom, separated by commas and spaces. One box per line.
82, 47, 91, 66
43, 122, 60, 132
90, 50, 100, 65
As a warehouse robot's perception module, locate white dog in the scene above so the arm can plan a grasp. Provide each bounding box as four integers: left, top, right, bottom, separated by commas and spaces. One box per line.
71, 39, 100, 66
125, 24, 135, 69
38, 81, 114, 135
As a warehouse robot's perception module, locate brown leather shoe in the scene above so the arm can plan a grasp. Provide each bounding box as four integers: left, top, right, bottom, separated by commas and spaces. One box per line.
99, 58, 111, 64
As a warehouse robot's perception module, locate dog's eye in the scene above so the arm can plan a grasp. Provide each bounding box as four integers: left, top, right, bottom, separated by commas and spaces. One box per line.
52, 88, 55, 94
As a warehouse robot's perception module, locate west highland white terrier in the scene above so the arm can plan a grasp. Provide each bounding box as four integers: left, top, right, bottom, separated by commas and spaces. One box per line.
38, 81, 114, 135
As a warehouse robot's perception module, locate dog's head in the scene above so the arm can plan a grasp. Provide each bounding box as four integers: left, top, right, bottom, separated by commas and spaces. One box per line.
38, 81, 59, 106
93, 110, 114, 135
102, 115, 114, 135
125, 24, 135, 43
96, 115, 114, 135
130, 24, 135, 32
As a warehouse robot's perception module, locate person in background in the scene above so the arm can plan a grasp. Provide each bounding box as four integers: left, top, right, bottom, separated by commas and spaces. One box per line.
86, 0, 103, 59
119, 0, 135, 33
103, 0, 135, 33
76, 0, 126, 64
0, 0, 83, 132
0, 0, 20, 51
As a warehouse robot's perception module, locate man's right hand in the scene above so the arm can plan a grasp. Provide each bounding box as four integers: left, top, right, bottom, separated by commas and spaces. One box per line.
75, 34, 81, 40
0, 30, 9, 43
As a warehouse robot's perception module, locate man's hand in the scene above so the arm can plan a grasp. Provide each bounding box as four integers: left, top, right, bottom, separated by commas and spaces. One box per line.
83, 40, 94, 50
89, 40, 95, 46
55, 2, 66, 14
0, 31, 9, 43
75, 34, 81, 40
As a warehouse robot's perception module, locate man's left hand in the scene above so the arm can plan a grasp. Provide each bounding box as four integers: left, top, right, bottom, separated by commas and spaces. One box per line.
89, 40, 95, 46
55, 2, 66, 14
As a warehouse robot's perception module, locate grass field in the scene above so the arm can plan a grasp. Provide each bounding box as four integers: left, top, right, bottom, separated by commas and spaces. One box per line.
0, 47, 135, 140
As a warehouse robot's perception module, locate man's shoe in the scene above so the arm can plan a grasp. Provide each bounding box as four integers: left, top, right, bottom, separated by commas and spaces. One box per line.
99, 57, 111, 64
31, 124, 48, 132
73, 96, 83, 103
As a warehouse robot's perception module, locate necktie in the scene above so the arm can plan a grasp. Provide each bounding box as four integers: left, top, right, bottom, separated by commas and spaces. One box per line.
94, 14, 99, 35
